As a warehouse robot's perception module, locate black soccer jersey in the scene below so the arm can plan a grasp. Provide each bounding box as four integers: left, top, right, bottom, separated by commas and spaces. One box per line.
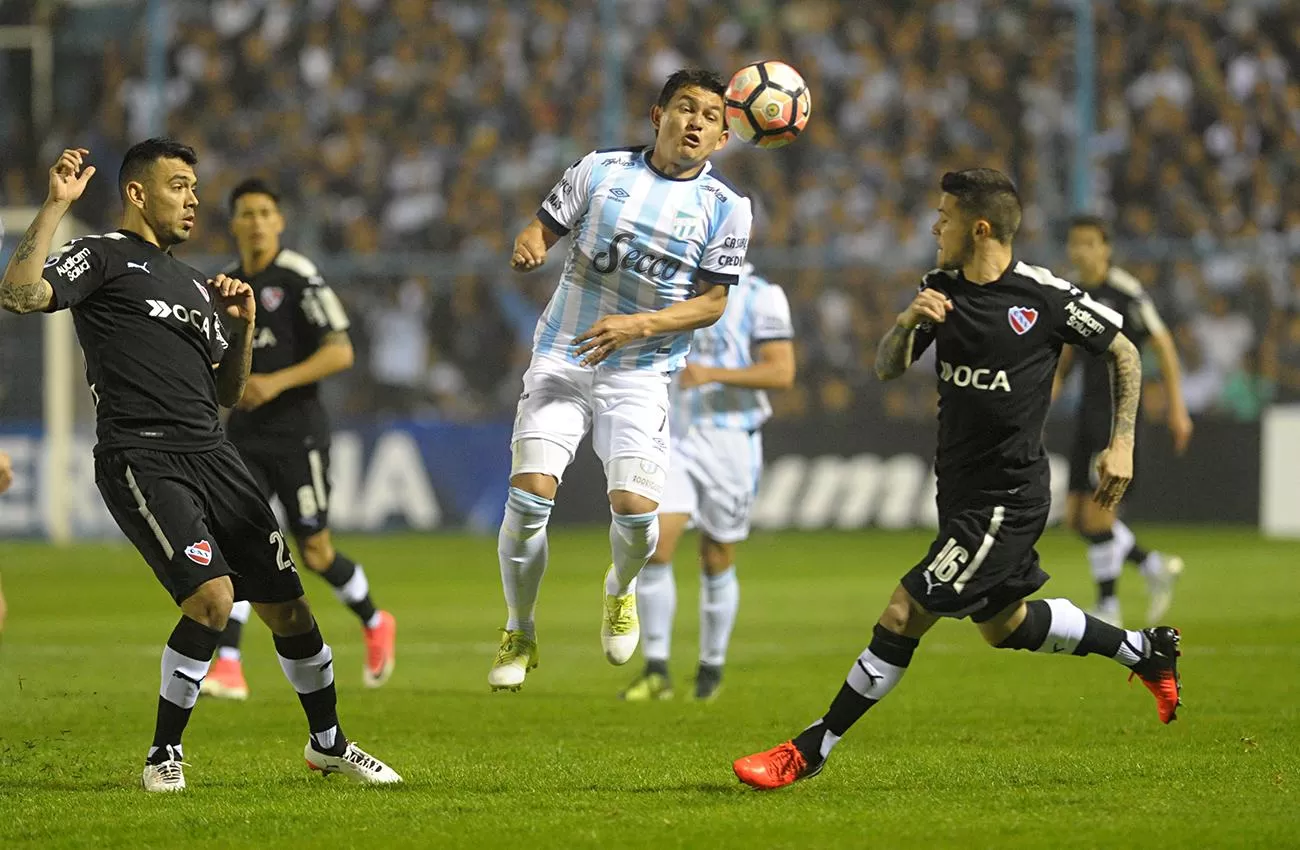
909, 260, 1123, 505
1077, 266, 1167, 436
224, 250, 350, 443
43, 229, 231, 455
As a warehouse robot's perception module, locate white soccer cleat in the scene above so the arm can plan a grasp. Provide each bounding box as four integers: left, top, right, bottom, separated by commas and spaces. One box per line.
142, 759, 187, 793
601, 567, 640, 666
1145, 553, 1183, 624
488, 629, 539, 692
304, 741, 402, 785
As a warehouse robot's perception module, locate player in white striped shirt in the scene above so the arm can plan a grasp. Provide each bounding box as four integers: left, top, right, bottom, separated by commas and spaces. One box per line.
489, 70, 754, 692
621, 264, 795, 702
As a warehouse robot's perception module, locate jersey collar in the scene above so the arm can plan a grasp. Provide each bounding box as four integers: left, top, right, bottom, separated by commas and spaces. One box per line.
116, 228, 173, 255
642, 146, 713, 182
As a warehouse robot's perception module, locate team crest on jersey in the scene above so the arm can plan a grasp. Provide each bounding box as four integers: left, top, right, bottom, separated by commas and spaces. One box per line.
185, 540, 213, 566
260, 286, 285, 312
1008, 306, 1039, 335
671, 211, 704, 241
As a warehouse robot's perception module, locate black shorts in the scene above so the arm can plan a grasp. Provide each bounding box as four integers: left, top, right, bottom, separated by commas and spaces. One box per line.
234, 436, 332, 541
1067, 422, 1139, 496
95, 442, 304, 605
900, 499, 1051, 623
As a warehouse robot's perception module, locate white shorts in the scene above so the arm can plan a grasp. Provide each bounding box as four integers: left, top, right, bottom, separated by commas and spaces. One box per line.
510, 353, 670, 492
660, 425, 762, 543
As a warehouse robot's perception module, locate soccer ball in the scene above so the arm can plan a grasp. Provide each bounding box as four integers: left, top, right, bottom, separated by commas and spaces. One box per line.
724, 61, 812, 150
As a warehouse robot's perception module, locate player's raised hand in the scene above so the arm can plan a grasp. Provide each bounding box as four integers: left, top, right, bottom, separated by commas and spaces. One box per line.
48, 148, 96, 206
209, 274, 256, 324
574, 314, 651, 366
1092, 443, 1133, 510
511, 226, 548, 272
899, 289, 953, 329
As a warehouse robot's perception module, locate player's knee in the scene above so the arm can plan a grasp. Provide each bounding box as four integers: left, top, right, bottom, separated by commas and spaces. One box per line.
699, 538, 734, 575
510, 439, 568, 501
181, 577, 235, 630
606, 456, 666, 513
255, 596, 314, 637
609, 489, 658, 516
300, 532, 335, 573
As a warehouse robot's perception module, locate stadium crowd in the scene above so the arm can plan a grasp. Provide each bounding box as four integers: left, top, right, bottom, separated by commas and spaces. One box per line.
2, 0, 1297, 422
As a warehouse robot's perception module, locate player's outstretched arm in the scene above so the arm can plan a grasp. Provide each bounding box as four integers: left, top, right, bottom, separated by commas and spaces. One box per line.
1093, 333, 1141, 509
1, 149, 95, 314
239, 332, 353, 411
876, 288, 952, 380
682, 340, 795, 390
575, 283, 729, 367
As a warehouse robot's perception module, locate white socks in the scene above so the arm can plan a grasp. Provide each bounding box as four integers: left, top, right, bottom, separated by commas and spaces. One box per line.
498, 487, 553, 637
636, 563, 740, 668
1087, 533, 1122, 583
636, 562, 676, 662
219, 600, 253, 661
699, 567, 739, 667
607, 510, 658, 596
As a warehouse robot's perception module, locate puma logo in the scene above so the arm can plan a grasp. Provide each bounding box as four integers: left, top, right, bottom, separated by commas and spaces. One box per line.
126, 261, 152, 275
855, 658, 884, 689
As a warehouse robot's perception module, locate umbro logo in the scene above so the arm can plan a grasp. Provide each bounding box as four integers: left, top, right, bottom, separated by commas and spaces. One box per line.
126, 261, 152, 275
609, 188, 630, 200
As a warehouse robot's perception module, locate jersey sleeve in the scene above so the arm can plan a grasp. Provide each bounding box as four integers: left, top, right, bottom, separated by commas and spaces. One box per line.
697, 197, 753, 287
537, 153, 596, 237
300, 282, 352, 346
1130, 291, 1168, 338
44, 239, 108, 310
751, 283, 794, 343
1051, 285, 1123, 355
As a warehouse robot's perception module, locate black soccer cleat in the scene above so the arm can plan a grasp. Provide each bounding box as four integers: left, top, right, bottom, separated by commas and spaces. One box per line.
693, 663, 723, 702
1128, 626, 1182, 724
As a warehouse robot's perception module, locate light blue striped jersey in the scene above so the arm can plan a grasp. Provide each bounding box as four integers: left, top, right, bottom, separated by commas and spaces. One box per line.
671, 265, 794, 432
533, 145, 753, 372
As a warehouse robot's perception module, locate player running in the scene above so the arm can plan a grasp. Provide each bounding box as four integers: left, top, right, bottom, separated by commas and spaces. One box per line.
1055, 215, 1191, 626
489, 69, 753, 691
201, 178, 396, 702
732, 169, 1182, 790
620, 263, 794, 702
0, 141, 400, 791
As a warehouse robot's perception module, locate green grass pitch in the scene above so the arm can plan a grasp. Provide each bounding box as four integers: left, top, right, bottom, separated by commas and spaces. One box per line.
0, 527, 1295, 848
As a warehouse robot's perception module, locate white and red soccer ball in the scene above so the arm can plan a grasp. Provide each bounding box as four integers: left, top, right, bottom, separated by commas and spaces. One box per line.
724, 60, 812, 150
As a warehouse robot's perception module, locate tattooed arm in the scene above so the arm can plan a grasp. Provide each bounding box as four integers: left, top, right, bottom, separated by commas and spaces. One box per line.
875, 288, 952, 380
0, 203, 62, 314
2, 148, 97, 315
1105, 332, 1142, 446
1092, 332, 1142, 509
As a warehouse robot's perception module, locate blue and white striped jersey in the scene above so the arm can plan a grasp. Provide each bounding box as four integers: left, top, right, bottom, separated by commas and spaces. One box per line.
671, 266, 794, 432
533, 145, 753, 372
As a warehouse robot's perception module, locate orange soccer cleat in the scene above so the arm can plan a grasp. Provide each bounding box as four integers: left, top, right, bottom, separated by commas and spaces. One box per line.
363, 611, 397, 688
1129, 626, 1183, 724
201, 656, 249, 701
733, 741, 823, 790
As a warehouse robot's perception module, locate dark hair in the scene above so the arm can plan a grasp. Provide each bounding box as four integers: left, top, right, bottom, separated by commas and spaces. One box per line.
229, 177, 281, 214
656, 69, 727, 110
940, 168, 1022, 243
118, 137, 198, 197
1068, 213, 1111, 243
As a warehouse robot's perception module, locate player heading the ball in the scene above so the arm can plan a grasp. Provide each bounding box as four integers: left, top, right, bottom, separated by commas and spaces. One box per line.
490, 69, 753, 692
